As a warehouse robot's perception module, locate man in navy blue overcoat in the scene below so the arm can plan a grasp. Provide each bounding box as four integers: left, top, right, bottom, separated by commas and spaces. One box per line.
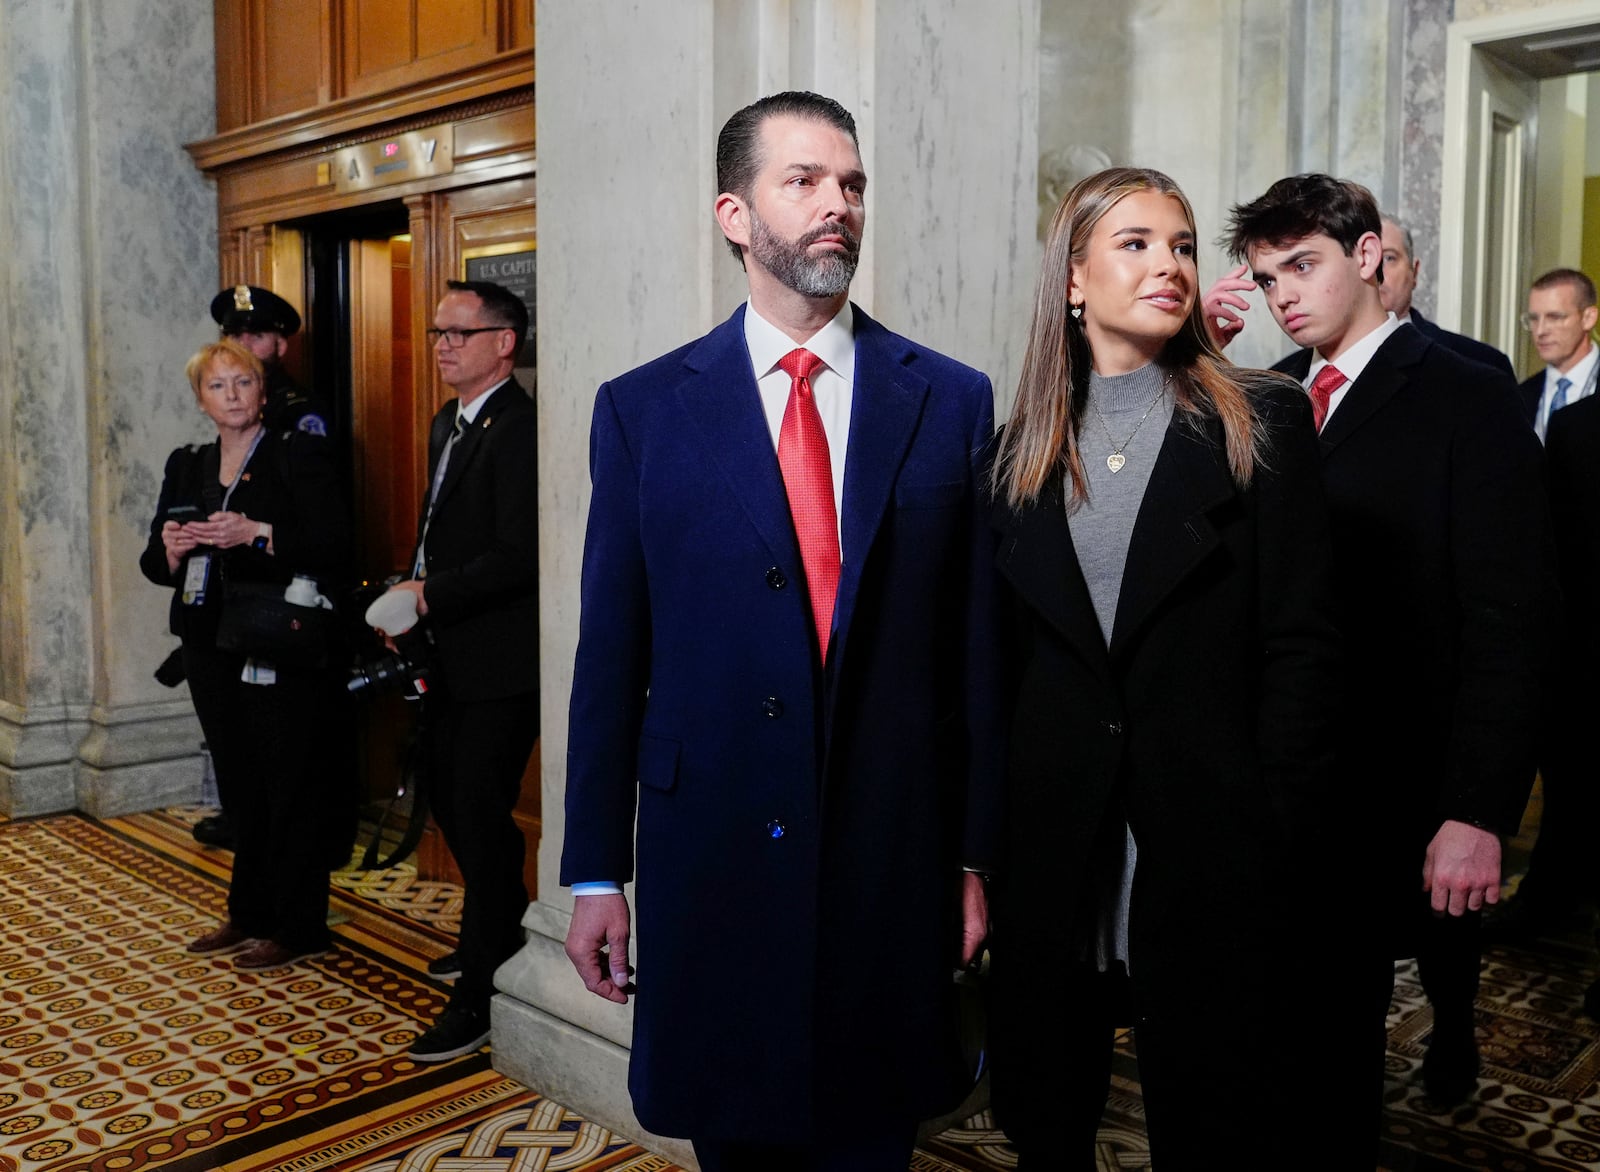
560, 92, 1002, 1172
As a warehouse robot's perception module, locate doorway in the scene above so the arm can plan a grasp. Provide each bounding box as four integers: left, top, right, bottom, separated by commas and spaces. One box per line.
1440, 3, 1600, 375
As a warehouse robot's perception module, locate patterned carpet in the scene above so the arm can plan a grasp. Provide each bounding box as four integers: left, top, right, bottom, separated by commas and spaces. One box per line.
2, 806, 1598, 1171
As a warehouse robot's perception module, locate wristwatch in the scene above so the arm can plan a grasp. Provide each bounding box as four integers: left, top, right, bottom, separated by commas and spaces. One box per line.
251, 523, 270, 552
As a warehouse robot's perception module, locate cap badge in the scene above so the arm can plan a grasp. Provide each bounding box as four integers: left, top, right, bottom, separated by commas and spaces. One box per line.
233, 285, 254, 311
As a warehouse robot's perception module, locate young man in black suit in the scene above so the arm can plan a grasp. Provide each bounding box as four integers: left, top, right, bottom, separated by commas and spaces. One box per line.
1220, 176, 1557, 1134
1377, 215, 1515, 379
378, 280, 538, 1061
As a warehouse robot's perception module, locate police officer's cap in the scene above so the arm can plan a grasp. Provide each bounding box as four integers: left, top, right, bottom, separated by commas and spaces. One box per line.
210, 285, 301, 337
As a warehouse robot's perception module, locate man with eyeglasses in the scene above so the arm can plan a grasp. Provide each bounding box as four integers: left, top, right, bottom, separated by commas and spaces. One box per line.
1488, 267, 1600, 947
378, 279, 538, 1062
1519, 268, 1599, 441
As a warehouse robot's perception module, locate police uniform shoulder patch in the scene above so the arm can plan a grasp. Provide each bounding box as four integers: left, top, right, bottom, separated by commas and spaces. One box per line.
296, 414, 329, 437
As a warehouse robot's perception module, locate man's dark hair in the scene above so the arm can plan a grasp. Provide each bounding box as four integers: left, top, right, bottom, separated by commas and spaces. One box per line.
447, 279, 529, 353
1531, 267, 1598, 310
715, 91, 859, 263
1224, 174, 1383, 279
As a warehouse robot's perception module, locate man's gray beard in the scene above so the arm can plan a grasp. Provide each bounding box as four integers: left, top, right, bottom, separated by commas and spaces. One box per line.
749, 212, 859, 298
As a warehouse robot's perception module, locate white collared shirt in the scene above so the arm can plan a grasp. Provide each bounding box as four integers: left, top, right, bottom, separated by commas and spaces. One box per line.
743, 300, 855, 549
1535, 343, 1599, 442
1302, 313, 1405, 424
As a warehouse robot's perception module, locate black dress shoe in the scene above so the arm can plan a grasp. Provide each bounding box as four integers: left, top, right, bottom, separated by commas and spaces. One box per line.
408, 1001, 490, 1062
426, 951, 463, 980
1423, 1013, 1480, 1106
1583, 977, 1600, 1022
233, 940, 330, 970
192, 814, 235, 849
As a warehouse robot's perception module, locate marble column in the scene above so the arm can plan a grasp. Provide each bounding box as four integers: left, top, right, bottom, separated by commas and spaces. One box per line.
493, 0, 1037, 1161
0, 0, 218, 817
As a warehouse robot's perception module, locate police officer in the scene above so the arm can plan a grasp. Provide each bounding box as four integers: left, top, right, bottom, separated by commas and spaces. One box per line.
209, 285, 333, 437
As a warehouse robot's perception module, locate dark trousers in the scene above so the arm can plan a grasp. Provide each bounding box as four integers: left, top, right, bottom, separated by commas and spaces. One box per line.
425, 689, 536, 1010
691, 1126, 916, 1172
183, 642, 334, 950
1518, 712, 1600, 913
182, 643, 251, 822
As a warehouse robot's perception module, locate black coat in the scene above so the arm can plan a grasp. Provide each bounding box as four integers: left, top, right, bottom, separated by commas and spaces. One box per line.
991, 382, 1342, 982
1274, 329, 1558, 933
140, 427, 348, 645
1545, 395, 1600, 708
1409, 309, 1515, 380
412, 378, 540, 703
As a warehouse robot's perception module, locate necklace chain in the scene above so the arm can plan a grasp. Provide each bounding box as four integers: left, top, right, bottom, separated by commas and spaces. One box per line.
1089, 373, 1170, 474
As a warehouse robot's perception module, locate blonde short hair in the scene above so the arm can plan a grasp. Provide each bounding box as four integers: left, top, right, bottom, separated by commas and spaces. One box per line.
185, 339, 264, 404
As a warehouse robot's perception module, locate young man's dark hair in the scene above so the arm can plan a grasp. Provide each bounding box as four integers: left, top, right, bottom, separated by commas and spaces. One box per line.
445, 278, 529, 352
1224, 173, 1384, 283
1532, 267, 1598, 310
714, 90, 859, 263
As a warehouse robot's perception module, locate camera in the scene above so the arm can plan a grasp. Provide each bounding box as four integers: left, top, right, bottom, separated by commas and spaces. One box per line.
346, 638, 431, 699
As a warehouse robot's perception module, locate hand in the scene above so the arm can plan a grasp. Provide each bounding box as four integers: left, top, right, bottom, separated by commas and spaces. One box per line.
385, 579, 429, 618
1422, 819, 1502, 916
565, 892, 633, 1003
161, 520, 200, 575
1203, 264, 1257, 349
185, 511, 259, 550
960, 871, 989, 968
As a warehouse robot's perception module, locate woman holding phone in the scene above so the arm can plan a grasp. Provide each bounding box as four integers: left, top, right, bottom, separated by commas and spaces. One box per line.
141, 339, 348, 969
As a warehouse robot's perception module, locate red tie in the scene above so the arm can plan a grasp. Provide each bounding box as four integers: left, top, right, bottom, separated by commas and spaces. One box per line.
1308, 364, 1347, 432
776, 348, 841, 661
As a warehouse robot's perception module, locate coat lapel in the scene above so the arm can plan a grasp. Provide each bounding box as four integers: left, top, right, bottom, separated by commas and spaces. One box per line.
673, 306, 803, 570
1316, 328, 1419, 452
1109, 412, 1236, 658
992, 477, 1114, 687
829, 309, 930, 666
433, 380, 524, 510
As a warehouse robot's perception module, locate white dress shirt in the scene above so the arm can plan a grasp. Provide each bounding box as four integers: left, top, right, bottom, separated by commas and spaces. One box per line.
743, 300, 855, 550
1535, 342, 1599, 442
1302, 314, 1404, 423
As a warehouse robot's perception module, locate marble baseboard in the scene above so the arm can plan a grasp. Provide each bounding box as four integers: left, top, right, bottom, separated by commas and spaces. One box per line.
75, 754, 202, 819
0, 761, 78, 817
490, 995, 695, 1170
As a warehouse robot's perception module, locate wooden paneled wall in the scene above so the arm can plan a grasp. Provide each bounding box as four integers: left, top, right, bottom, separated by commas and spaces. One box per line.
215, 0, 533, 132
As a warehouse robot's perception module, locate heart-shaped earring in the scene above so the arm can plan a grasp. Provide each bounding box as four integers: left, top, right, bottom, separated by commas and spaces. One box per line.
1070, 304, 1083, 320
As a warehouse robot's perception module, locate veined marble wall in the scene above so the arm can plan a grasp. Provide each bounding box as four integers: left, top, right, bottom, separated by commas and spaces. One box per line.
0, 0, 217, 816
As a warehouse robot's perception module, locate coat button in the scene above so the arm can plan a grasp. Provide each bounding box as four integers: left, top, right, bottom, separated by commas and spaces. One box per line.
1104, 721, 1123, 736
761, 697, 784, 718
767, 819, 786, 839
766, 567, 787, 589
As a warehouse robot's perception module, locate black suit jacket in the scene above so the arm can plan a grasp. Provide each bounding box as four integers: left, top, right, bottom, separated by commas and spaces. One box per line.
1518, 371, 1544, 427
1409, 309, 1515, 380
1545, 395, 1600, 701
413, 377, 540, 703
1274, 329, 1556, 913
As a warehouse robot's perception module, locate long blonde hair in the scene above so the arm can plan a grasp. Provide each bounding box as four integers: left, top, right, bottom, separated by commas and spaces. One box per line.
993, 167, 1267, 510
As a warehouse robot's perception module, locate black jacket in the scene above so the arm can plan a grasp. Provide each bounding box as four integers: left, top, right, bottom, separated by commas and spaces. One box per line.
140, 428, 349, 646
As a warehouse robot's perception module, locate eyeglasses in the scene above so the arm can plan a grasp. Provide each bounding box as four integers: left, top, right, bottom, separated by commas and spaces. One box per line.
426, 326, 508, 348
1520, 311, 1573, 331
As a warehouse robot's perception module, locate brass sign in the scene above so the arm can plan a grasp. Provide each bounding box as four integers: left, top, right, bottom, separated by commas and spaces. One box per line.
334, 126, 454, 194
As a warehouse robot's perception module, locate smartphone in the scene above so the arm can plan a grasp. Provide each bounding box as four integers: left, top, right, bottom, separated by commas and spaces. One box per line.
166, 504, 203, 524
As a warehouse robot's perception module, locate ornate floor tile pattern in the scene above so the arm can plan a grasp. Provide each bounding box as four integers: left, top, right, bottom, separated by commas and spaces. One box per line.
13, 806, 1600, 1170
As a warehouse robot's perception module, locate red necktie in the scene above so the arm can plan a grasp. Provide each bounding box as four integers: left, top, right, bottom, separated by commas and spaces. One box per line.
1308, 364, 1347, 433
776, 348, 841, 661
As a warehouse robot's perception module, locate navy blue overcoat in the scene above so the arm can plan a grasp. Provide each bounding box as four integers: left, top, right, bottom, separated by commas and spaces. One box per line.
562, 304, 1002, 1141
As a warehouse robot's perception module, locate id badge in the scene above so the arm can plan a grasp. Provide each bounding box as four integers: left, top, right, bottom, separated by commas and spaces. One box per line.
181, 553, 212, 606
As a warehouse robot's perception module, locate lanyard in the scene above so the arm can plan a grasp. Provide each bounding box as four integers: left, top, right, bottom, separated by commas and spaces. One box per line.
220, 427, 266, 512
